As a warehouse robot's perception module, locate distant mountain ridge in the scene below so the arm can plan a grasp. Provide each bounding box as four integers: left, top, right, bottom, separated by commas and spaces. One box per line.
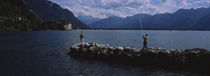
24, 0, 88, 28
89, 7, 210, 29
77, 16, 101, 25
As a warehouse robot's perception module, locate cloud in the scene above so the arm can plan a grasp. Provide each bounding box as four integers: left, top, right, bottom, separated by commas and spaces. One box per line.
50, 0, 210, 19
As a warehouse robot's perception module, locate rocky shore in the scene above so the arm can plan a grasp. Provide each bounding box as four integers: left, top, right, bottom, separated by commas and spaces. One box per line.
69, 43, 210, 71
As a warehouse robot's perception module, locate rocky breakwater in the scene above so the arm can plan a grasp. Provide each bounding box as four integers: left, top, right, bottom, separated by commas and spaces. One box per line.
69, 43, 210, 71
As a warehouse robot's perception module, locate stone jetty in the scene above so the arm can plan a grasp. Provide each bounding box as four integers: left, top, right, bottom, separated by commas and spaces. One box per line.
69, 43, 210, 71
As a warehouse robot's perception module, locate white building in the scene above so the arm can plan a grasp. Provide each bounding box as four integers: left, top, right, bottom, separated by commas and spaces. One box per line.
64, 23, 72, 30
60, 18, 72, 30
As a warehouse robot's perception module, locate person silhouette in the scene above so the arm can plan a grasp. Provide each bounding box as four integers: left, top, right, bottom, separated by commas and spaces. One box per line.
142, 34, 148, 49
80, 32, 84, 43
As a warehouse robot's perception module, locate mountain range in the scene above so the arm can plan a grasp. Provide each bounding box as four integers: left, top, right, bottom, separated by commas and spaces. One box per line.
89, 7, 210, 29
77, 16, 101, 25
24, 0, 88, 29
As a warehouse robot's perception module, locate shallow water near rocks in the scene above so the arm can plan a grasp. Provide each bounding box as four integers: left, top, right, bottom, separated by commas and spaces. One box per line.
0, 30, 209, 76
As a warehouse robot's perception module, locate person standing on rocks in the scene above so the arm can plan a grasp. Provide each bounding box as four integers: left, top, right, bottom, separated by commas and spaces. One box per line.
142, 34, 148, 49
80, 32, 84, 43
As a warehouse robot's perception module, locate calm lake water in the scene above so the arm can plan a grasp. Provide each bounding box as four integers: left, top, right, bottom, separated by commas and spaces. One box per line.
0, 30, 209, 76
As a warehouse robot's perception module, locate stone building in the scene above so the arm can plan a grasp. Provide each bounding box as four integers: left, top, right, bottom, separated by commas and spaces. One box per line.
60, 18, 72, 30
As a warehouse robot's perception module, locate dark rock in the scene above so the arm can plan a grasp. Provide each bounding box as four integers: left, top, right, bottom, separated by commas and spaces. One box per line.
69, 42, 210, 71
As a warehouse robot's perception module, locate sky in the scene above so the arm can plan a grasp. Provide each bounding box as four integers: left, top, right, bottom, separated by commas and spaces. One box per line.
50, 0, 210, 19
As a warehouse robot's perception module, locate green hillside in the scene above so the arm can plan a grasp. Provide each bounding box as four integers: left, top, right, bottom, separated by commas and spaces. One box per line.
0, 0, 66, 31
0, 0, 40, 31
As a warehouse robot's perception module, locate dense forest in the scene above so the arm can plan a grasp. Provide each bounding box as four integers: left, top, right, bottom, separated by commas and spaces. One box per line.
0, 0, 67, 31
24, 0, 88, 29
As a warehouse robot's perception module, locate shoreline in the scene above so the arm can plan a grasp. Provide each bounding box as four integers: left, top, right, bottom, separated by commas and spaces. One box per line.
82, 28, 210, 31
0, 28, 210, 32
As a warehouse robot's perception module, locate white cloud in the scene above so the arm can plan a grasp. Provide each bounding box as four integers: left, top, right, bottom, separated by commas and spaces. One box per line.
50, 0, 210, 19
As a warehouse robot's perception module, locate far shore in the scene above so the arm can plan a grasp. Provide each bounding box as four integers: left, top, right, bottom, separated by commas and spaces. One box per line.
1, 28, 210, 32
81, 28, 210, 31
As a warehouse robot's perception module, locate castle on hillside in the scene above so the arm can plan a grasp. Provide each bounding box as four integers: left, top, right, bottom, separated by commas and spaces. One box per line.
64, 22, 72, 30
60, 18, 72, 30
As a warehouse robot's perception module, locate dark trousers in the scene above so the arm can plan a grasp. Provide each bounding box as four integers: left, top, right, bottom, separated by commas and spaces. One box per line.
143, 41, 147, 49
80, 38, 84, 43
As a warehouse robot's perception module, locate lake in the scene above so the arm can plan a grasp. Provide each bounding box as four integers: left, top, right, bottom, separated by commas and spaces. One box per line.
0, 30, 209, 76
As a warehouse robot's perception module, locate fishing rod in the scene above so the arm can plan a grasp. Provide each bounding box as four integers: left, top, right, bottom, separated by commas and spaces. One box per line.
139, 17, 158, 48
140, 17, 143, 35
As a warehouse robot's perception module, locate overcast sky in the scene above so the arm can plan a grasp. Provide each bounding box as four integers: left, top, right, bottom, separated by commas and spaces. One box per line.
50, 0, 210, 19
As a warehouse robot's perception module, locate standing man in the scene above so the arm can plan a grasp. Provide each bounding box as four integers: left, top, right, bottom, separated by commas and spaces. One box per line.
142, 34, 148, 49
80, 32, 84, 43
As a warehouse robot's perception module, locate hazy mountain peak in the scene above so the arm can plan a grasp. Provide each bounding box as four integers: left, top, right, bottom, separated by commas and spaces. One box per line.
77, 15, 101, 25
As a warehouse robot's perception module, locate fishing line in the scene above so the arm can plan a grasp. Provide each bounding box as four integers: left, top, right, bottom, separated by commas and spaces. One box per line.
149, 35, 158, 48
140, 17, 143, 35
